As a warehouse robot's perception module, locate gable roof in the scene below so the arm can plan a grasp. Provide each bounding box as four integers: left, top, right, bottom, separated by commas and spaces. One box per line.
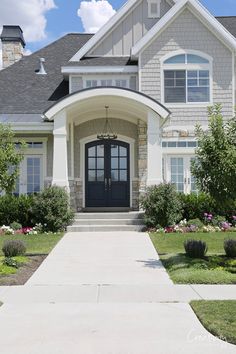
132, 0, 236, 57
70, 0, 174, 62
216, 17, 236, 39
0, 33, 92, 114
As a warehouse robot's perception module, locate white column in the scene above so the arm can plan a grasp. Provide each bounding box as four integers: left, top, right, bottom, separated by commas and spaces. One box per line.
147, 109, 162, 186
52, 109, 69, 188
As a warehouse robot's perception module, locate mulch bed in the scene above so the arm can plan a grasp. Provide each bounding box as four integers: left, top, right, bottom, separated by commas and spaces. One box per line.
0, 255, 47, 286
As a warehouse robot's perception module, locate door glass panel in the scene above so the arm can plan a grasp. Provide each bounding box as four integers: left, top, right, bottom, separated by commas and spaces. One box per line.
190, 157, 197, 193
88, 146, 96, 157
111, 170, 119, 181
88, 170, 96, 181
120, 158, 127, 169
27, 157, 41, 194
88, 158, 96, 169
170, 157, 184, 192
120, 170, 127, 181
111, 158, 118, 169
111, 145, 119, 156
97, 158, 104, 169
119, 146, 127, 157
97, 170, 104, 181
97, 145, 104, 157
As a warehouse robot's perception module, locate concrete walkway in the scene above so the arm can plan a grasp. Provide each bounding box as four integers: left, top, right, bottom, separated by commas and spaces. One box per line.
0, 232, 235, 354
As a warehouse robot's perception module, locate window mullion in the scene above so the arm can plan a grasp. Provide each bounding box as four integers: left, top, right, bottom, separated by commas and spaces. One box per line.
186, 70, 188, 103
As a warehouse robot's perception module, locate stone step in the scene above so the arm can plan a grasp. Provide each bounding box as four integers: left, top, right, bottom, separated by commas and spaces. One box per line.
74, 212, 144, 220
67, 225, 146, 232
72, 219, 144, 226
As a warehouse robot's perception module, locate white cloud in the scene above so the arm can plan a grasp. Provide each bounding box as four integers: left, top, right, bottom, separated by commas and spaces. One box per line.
78, 0, 116, 33
0, 0, 56, 69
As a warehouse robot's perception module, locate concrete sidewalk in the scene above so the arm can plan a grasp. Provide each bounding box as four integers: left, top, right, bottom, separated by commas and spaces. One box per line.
27, 232, 172, 286
0, 231, 235, 354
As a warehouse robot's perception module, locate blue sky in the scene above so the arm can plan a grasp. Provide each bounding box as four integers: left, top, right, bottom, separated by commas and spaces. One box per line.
1, 0, 236, 54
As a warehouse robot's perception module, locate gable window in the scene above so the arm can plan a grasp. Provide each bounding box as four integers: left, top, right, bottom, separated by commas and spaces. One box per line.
162, 52, 212, 105
85, 78, 128, 89
147, 0, 161, 19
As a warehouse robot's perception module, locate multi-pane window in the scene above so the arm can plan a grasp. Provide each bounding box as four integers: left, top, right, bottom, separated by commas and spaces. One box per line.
163, 53, 211, 104
111, 145, 128, 182
164, 70, 210, 103
27, 157, 41, 194
88, 144, 105, 182
85, 79, 128, 89
170, 158, 184, 192
164, 156, 197, 194
162, 141, 198, 148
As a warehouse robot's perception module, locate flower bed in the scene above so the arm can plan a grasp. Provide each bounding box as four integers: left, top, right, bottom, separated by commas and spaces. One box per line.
0, 223, 60, 236
151, 214, 236, 234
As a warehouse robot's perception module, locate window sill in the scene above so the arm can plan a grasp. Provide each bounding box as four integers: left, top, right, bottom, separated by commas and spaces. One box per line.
164, 102, 212, 109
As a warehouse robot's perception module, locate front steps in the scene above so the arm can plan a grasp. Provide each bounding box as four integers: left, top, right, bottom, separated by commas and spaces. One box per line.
67, 212, 146, 232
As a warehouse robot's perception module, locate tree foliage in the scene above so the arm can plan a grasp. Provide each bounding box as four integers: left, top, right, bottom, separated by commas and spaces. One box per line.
191, 104, 236, 209
0, 124, 25, 194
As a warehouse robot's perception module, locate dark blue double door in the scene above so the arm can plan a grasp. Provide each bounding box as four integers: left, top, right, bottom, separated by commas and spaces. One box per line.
85, 140, 130, 207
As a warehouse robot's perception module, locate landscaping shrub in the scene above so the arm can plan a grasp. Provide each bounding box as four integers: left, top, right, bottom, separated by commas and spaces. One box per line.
184, 239, 208, 259
32, 186, 74, 232
10, 222, 22, 230
2, 240, 26, 258
0, 194, 34, 226
140, 183, 183, 228
224, 239, 236, 258
179, 193, 216, 221
3, 257, 19, 268
187, 219, 204, 229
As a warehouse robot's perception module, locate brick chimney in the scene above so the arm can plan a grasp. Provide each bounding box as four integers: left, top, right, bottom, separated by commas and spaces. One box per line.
0, 25, 26, 68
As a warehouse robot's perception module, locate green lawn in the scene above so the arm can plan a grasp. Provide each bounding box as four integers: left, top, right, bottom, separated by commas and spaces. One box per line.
0, 233, 64, 277
191, 301, 236, 345
0, 233, 64, 256
150, 232, 236, 284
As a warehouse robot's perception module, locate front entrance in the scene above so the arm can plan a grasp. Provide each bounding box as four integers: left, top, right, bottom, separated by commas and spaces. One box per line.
85, 140, 130, 207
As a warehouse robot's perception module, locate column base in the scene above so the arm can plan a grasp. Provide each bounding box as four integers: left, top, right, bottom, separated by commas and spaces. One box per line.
146, 179, 162, 186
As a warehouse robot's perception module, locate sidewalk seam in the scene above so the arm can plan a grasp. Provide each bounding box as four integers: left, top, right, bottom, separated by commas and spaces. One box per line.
189, 285, 204, 300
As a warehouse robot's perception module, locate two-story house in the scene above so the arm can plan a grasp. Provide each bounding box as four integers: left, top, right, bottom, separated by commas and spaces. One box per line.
0, 0, 235, 211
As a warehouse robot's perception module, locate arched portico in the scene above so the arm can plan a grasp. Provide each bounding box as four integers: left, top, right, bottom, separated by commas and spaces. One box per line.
44, 87, 170, 210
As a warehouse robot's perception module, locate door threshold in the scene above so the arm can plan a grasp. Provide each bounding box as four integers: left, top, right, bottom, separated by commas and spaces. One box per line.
83, 207, 131, 213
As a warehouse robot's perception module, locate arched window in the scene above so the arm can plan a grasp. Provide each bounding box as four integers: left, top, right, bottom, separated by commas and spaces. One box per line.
161, 51, 212, 105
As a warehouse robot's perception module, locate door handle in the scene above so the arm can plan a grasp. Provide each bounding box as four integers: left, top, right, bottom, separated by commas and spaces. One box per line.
108, 178, 111, 190
105, 178, 108, 191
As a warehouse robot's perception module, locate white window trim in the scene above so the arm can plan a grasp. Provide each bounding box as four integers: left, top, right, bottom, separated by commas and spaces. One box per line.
147, 0, 161, 19
160, 50, 213, 108
13, 137, 47, 193
82, 74, 132, 89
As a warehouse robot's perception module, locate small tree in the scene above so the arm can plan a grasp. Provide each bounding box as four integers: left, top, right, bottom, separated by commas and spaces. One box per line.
0, 124, 25, 194
191, 104, 236, 210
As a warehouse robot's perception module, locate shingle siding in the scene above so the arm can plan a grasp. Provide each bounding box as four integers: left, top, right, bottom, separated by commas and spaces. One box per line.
90, 0, 172, 56
140, 9, 234, 126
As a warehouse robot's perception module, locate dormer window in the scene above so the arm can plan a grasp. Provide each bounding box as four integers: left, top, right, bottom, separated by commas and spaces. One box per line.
147, 0, 161, 19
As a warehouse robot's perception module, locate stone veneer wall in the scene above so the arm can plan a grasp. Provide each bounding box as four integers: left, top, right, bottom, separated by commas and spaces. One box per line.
2, 41, 24, 68
138, 119, 147, 201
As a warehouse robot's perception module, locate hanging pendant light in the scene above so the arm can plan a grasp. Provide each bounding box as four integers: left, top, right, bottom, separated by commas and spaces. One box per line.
97, 105, 117, 140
